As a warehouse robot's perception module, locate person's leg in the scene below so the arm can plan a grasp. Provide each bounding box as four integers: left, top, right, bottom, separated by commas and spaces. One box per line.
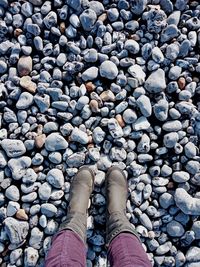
45, 166, 94, 267
108, 233, 151, 267
105, 167, 152, 267
45, 230, 86, 267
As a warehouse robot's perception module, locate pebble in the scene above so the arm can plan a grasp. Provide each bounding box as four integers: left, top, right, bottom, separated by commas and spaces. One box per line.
16, 209, 28, 221
46, 169, 64, 189
162, 120, 182, 131
191, 221, 200, 239
139, 213, 153, 230
156, 241, 172, 255
145, 69, 166, 93
82, 67, 98, 81
163, 132, 179, 148
128, 65, 146, 85
10, 248, 23, 265
124, 40, 140, 54
67, 152, 85, 168
38, 182, 52, 201
167, 220, 185, 237
154, 99, 169, 121
45, 133, 68, 151
20, 76, 37, 94
168, 66, 182, 80
43, 11, 57, 29
131, 0, 147, 15
144, 8, 167, 33
100, 90, 115, 102
184, 142, 196, 158
186, 247, 200, 262
16, 92, 34, 109
1, 139, 26, 158
4, 217, 29, 246
175, 188, 200, 215
100, 60, 118, 80
0, 60, 7, 74
152, 47, 164, 63
172, 171, 190, 183
136, 95, 152, 117
7, 201, 20, 216
108, 118, 124, 138
160, 25, 179, 42
123, 109, 137, 124
8, 156, 31, 180
27, 23, 41, 36
93, 127, 105, 144
41, 203, 57, 218
29, 227, 43, 249
132, 117, 150, 131
80, 9, 97, 31
159, 193, 174, 209
70, 127, 89, 144
5, 185, 20, 201
17, 56, 32, 77
24, 247, 39, 267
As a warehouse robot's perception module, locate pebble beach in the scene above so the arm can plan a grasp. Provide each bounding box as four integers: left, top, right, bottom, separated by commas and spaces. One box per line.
0, 0, 200, 266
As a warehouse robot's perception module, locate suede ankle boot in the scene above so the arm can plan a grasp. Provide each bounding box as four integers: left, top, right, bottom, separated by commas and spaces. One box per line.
106, 166, 139, 246
59, 166, 94, 244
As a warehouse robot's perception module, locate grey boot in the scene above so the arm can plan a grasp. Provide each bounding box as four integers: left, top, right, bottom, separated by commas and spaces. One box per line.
59, 166, 94, 244
106, 166, 140, 246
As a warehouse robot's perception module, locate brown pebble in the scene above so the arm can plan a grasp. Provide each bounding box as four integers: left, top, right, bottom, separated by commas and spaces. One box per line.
100, 90, 115, 102
32, 166, 43, 172
88, 136, 93, 144
20, 76, 36, 93
35, 134, 46, 149
89, 99, 99, 113
98, 13, 107, 22
130, 34, 140, 41
14, 28, 23, 37
167, 182, 174, 189
60, 22, 66, 33
2, 250, 9, 258
86, 82, 96, 92
17, 56, 32, 77
178, 77, 186, 90
116, 114, 125, 128
16, 209, 28, 221
87, 143, 94, 149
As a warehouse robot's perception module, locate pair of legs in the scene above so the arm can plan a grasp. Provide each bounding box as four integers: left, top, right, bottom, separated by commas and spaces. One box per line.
45, 166, 152, 267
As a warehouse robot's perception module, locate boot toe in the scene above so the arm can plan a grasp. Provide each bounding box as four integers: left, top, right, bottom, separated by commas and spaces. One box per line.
106, 166, 127, 185
75, 166, 94, 188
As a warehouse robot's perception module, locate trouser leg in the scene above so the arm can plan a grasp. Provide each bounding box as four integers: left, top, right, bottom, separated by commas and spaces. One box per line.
45, 230, 86, 267
108, 233, 152, 267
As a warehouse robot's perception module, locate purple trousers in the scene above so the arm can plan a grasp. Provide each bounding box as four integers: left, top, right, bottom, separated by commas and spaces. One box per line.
45, 230, 152, 267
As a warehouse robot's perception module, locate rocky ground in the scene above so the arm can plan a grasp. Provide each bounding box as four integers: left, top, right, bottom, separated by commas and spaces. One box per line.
0, 0, 200, 266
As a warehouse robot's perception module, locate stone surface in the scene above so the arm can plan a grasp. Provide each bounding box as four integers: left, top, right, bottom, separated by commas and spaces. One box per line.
4, 218, 29, 246
145, 69, 166, 93
20, 76, 37, 93
17, 56, 32, 77
45, 133, 68, 151
46, 169, 64, 189
99, 60, 118, 80
1, 139, 26, 158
